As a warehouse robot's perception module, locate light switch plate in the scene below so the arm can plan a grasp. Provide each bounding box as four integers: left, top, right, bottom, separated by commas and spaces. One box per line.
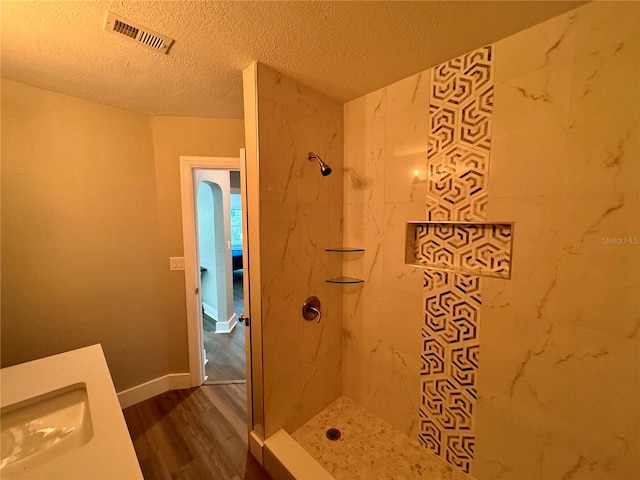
169, 256, 185, 271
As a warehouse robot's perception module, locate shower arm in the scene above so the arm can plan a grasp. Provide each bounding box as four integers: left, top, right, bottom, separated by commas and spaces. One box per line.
307, 152, 332, 176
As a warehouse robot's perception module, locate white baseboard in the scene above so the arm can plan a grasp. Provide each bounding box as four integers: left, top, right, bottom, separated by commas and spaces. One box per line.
117, 373, 191, 409
215, 312, 238, 334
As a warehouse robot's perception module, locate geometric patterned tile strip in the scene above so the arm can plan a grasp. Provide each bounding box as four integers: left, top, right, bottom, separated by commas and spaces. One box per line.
426, 45, 494, 222
419, 44, 494, 475
409, 222, 513, 279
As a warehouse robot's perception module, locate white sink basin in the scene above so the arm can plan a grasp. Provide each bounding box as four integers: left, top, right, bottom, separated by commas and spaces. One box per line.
1, 383, 93, 475
0, 345, 142, 479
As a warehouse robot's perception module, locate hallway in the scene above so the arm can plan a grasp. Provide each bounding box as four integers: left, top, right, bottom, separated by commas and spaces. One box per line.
203, 270, 246, 383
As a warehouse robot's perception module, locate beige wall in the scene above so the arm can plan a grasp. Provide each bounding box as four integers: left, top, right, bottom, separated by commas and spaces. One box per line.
253, 63, 344, 437
1, 79, 164, 389
150, 116, 245, 371
1, 79, 245, 391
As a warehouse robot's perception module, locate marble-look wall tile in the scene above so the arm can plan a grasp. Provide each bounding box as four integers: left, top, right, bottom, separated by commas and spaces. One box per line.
343, 119, 386, 206
474, 394, 547, 479
344, 88, 386, 129
573, 0, 639, 58
489, 6, 577, 199
555, 192, 639, 339
494, 9, 577, 82
257, 98, 302, 205
565, 35, 639, 196
382, 202, 426, 294
387, 71, 430, 116
342, 280, 422, 438
385, 106, 430, 204
343, 203, 384, 285
489, 64, 572, 199
342, 282, 386, 399
475, 3, 640, 479
256, 63, 343, 437
537, 325, 639, 479
342, 69, 430, 439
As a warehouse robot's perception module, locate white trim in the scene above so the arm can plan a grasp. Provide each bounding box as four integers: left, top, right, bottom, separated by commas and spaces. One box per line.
214, 312, 238, 334
202, 301, 238, 333
179, 156, 241, 387
242, 62, 263, 439
201, 303, 238, 334
117, 373, 191, 409
204, 379, 247, 385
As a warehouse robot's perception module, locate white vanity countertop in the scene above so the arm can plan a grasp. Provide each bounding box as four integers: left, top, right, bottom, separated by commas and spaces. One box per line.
0, 344, 143, 480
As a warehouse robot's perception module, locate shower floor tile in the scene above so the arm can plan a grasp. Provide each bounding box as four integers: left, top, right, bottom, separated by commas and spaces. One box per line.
292, 396, 471, 480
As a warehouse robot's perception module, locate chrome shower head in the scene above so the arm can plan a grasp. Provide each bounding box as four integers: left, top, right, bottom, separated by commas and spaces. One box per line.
308, 152, 332, 176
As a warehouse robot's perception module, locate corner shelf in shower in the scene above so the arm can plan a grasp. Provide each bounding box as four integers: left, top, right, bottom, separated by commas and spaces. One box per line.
326, 247, 365, 284
325, 276, 365, 284
325, 247, 365, 253
405, 221, 514, 279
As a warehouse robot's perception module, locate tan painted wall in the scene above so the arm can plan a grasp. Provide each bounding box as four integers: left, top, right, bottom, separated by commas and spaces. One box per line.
1, 79, 245, 391
1, 79, 164, 390
149, 116, 245, 372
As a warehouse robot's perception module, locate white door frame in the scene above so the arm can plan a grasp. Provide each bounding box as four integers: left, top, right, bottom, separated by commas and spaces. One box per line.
179, 155, 241, 387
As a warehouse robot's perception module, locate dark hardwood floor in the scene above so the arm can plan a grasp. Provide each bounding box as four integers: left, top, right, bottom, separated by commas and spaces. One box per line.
203, 270, 246, 383
204, 321, 246, 383
123, 384, 270, 480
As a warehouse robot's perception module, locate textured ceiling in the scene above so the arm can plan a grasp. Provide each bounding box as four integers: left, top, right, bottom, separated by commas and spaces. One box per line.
1, 1, 587, 118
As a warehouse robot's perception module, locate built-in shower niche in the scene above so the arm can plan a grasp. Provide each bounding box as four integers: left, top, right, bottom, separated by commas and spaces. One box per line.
405, 221, 514, 279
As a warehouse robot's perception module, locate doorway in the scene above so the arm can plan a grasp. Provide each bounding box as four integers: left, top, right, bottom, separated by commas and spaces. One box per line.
179, 153, 258, 451
195, 169, 246, 384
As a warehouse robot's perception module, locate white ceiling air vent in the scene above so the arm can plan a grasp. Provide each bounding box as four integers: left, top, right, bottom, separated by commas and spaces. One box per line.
104, 11, 174, 54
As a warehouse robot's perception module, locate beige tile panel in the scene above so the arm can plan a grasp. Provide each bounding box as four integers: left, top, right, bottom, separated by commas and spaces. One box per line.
387, 70, 431, 116
257, 63, 344, 438
573, 0, 640, 58
489, 64, 572, 199
344, 87, 387, 129
565, 35, 640, 196
385, 104, 430, 204
343, 203, 384, 285
554, 192, 639, 339
382, 201, 427, 294
494, 8, 577, 82
343, 118, 386, 206
476, 325, 640, 480
473, 394, 546, 480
